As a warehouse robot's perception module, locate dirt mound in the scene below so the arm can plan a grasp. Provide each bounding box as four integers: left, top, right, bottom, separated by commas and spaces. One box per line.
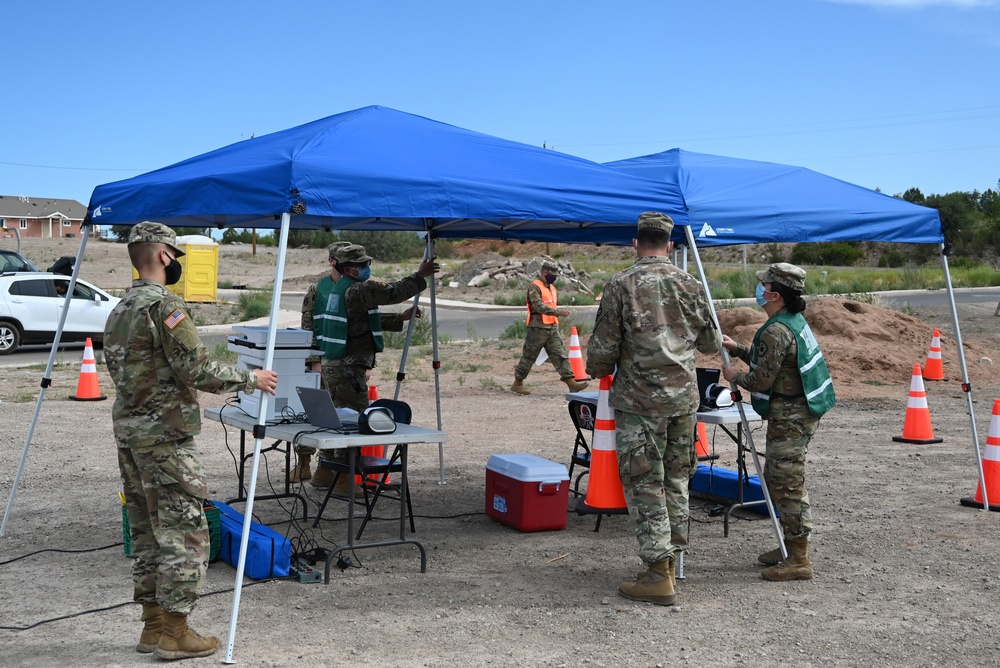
691, 298, 998, 400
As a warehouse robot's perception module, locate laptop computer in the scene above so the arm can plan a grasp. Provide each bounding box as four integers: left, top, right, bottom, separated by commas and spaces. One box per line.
295, 386, 358, 430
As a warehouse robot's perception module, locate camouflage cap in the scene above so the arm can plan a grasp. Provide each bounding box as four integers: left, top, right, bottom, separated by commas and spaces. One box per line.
541, 260, 559, 272
327, 240, 352, 258
757, 262, 807, 292
637, 211, 674, 235
127, 221, 185, 257
333, 243, 373, 265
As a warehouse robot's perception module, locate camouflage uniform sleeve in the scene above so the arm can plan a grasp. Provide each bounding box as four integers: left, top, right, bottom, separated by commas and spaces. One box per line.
731, 342, 752, 365
694, 299, 722, 355
527, 282, 559, 317
380, 312, 405, 333
731, 322, 795, 393
585, 279, 623, 379
301, 283, 320, 365
157, 298, 257, 395
359, 273, 428, 309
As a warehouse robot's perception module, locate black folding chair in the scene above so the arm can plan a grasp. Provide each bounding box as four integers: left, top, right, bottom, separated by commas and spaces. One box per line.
312, 399, 416, 540
567, 400, 596, 496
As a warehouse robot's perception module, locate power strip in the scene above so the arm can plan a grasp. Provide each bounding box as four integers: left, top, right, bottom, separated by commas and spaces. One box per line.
290, 560, 322, 584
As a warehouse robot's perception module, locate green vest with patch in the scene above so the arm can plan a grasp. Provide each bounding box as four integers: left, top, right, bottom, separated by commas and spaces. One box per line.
313, 276, 383, 359
749, 311, 836, 418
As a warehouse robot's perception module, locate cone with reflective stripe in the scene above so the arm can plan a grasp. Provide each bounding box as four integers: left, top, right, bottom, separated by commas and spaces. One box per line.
361, 385, 388, 483
695, 422, 711, 459
70, 338, 106, 401
960, 399, 1000, 511
923, 329, 947, 381
892, 364, 942, 444
577, 375, 627, 512
568, 326, 588, 381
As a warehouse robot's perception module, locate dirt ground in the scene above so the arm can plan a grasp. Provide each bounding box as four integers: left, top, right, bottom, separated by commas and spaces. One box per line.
2, 237, 1000, 667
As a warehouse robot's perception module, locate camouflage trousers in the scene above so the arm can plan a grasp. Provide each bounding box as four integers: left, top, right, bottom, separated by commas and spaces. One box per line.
314, 359, 373, 463
513, 326, 573, 381
764, 415, 820, 541
118, 437, 209, 616
615, 410, 698, 564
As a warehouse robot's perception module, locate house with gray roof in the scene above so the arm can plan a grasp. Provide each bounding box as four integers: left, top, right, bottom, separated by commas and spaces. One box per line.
0, 195, 93, 238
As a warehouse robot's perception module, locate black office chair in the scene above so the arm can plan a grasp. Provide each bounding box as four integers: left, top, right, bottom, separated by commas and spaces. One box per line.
567, 400, 595, 496
312, 399, 416, 540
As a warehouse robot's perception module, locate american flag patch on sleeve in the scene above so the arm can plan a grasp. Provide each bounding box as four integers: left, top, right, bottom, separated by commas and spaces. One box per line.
164, 309, 187, 330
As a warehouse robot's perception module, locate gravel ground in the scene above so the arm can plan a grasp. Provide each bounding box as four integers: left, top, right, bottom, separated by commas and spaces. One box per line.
2, 237, 1000, 666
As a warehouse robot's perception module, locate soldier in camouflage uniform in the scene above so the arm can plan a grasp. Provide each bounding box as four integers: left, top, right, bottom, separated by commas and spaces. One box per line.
104, 222, 278, 660
511, 260, 589, 395
309, 244, 438, 489
723, 262, 835, 582
586, 212, 720, 607
292, 240, 351, 485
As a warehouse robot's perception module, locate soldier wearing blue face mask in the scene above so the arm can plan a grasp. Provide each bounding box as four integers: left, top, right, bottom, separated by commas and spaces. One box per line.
309, 243, 438, 491
722, 262, 835, 582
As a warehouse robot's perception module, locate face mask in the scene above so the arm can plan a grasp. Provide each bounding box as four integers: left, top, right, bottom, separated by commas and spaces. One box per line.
353, 266, 372, 282
755, 283, 769, 306
544, 273, 557, 285
164, 257, 183, 286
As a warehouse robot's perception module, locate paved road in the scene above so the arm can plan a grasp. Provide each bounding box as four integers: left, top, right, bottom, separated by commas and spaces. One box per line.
5, 287, 997, 368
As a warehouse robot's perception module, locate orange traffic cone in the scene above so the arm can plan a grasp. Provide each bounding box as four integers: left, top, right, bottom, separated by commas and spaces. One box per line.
568, 327, 588, 381
892, 364, 942, 444
576, 375, 627, 514
361, 385, 387, 484
960, 399, 1000, 511
695, 422, 711, 459
70, 338, 107, 401
923, 329, 948, 381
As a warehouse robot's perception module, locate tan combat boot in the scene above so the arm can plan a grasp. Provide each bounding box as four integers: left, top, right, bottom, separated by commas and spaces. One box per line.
511, 379, 531, 395
758, 546, 783, 566
310, 463, 335, 488
563, 377, 590, 393
154, 612, 220, 660
618, 558, 676, 606
333, 475, 367, 500
136, 602, 163, 653
289, 453, 312, 483
761, 539, 813, 581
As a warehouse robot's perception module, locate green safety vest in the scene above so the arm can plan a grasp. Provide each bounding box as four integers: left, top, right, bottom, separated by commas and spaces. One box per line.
748, 311, 836, 418
313, 277, 384, 359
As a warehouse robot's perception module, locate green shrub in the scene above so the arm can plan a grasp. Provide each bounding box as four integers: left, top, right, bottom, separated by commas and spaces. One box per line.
790, 242, 864, 266
338, 230, 425, 262
500, 319, 527, 340
237, 288, 272, 320
877, 249, 907, 268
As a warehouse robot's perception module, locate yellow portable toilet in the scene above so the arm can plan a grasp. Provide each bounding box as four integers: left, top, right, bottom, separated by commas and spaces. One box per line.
133, 234, 219, 302
171, 234, 219, 302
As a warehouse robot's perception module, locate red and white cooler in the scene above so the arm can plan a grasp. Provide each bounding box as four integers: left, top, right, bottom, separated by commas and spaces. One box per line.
485, 454, 570, 532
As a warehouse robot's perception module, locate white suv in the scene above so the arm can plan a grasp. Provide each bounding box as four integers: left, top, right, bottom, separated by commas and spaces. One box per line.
0, 273, 121, 354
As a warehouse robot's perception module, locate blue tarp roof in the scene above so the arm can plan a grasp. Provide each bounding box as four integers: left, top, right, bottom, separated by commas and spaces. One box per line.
606, 148, 943, 246
86, 106, 686, 244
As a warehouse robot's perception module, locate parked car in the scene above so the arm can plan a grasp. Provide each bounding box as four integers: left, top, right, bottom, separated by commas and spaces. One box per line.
0, 273, 121, 354
0, 249, 40, 273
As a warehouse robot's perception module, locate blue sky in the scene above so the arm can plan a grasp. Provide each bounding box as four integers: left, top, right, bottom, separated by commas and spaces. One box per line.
3, 0, 998, 207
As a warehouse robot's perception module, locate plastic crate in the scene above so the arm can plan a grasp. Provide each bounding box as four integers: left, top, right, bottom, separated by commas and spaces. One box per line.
122, 500, 221, 562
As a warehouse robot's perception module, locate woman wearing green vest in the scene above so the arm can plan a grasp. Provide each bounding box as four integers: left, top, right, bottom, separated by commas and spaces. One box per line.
721, 262, 835, 582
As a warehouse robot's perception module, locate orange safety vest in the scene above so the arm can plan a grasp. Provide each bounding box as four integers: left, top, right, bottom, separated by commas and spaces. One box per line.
526, 279, 559, 325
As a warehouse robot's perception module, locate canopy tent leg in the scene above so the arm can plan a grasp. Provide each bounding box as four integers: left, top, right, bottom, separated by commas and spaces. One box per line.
940, 246, 988, 510
2, 228, 91, 538
223, 212, 290, 664
424, 230, 445, 483
684, 225, 787, 560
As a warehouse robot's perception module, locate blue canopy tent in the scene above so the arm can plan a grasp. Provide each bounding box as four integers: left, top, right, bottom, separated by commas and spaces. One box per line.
607, 147, 989, 527
87, 105, 686, 243
2, 106, 691, 662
